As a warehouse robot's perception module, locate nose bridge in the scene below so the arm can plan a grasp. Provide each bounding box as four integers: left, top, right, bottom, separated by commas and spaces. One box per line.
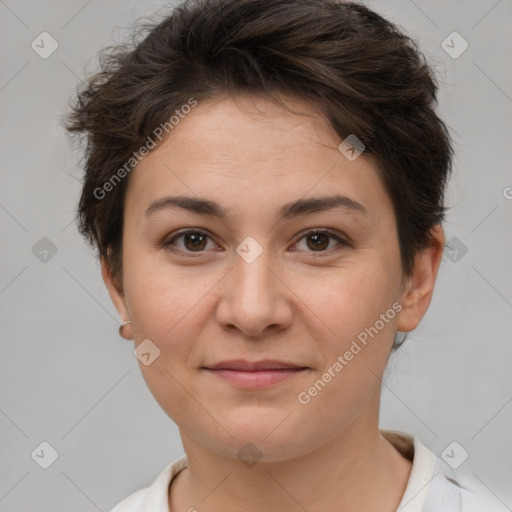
237, 249, 273, 297
233, 240, 276, 310
216, 237, 291, 336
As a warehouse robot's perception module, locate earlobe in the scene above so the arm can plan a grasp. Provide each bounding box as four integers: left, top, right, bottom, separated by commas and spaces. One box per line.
100, 254, 133, 340
396, 226, 445, 333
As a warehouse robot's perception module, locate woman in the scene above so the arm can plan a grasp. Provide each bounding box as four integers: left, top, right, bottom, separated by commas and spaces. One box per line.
64, 0, 506, 510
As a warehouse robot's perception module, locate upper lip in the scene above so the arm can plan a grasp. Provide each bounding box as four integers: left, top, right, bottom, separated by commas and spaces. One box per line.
204, 359, 308, 371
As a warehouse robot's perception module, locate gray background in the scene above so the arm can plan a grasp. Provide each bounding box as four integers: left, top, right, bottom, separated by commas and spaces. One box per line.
1, 0, 511, 510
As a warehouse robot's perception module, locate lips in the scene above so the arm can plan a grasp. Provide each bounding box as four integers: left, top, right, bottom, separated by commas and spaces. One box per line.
203, 359, 309, 389
205, 359, 308, 371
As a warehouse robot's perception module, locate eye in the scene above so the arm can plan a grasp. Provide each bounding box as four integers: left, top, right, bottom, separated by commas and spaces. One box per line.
292, 229, 349, 254
164, 228, 349, 256
164, 229, 219, 254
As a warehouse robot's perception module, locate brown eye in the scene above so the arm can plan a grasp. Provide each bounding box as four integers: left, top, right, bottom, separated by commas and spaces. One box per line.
183, 232, 208, 251
293, 230, 348, 254
165, 230, 217, 253
306, 233, 330, 251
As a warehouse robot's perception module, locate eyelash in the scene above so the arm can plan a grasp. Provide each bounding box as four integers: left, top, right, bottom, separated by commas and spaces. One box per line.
164, 228, 349, 257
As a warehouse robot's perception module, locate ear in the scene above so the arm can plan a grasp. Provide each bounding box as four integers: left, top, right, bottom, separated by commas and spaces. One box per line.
101, 253, 132, 340
396, 225, 445, 333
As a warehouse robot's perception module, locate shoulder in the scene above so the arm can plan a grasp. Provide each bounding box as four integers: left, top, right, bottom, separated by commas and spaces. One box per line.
424, 464, 510, 512
110, 456, 188, 512
110, 489, 145, 512
382, 430, 509, 512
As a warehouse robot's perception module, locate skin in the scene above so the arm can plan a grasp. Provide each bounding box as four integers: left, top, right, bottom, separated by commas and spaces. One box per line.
102, 93, 444, 512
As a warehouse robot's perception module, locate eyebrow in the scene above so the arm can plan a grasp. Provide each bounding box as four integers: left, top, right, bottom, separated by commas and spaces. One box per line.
145, 194, 369, 221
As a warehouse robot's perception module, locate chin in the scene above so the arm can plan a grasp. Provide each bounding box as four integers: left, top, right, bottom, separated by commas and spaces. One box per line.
196, 410, 319, 463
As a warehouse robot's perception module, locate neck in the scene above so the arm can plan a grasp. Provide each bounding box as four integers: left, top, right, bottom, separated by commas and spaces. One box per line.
169, 415, 412, 512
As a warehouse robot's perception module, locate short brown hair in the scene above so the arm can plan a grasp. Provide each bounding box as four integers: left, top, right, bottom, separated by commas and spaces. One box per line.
64, 0, 453, 290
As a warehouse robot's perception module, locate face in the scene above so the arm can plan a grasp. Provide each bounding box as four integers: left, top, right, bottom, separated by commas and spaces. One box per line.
103, 93, 443, 462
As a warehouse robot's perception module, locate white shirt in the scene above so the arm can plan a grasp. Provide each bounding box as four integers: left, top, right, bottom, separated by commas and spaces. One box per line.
110, 431, 508, 511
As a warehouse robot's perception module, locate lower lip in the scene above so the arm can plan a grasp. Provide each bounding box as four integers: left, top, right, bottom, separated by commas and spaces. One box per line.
205, 368, 307, 388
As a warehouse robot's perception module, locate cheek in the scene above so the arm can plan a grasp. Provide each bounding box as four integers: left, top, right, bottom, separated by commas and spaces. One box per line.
125, 269, 209, 429
122, 249, 227, 401
294, 260, 399, 388
292, 271, 398, 435
296, 258, 399, 343
124, 245, 213, 339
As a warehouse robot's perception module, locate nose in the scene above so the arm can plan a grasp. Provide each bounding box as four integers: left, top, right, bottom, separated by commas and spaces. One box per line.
215, 246, 293, 338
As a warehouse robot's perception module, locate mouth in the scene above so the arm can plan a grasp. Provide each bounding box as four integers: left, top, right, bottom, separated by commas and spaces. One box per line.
202, 359, 310, 389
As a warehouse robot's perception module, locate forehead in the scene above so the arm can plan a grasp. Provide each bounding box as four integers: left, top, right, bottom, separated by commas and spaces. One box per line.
125, 94, 392, 222
145, 93, 343, 172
